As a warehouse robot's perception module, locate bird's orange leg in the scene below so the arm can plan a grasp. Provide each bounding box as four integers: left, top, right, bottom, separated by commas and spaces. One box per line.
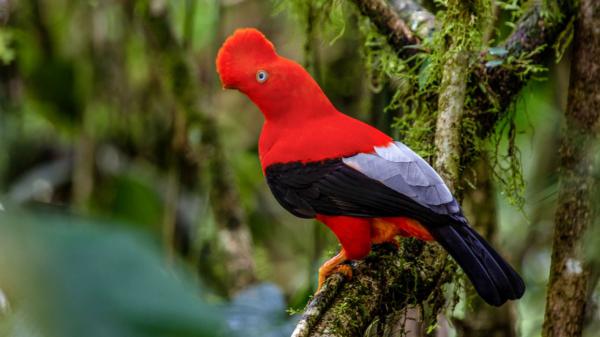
317, 249, 352, 292
315, 215, 371, 293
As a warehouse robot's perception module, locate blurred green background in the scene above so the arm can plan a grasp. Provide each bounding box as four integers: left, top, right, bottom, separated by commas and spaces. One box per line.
0, 1, 597, 337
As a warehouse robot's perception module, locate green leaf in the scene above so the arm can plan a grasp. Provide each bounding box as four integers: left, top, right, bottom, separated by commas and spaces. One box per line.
418, 58, 433, 90
0, 212, 227, 337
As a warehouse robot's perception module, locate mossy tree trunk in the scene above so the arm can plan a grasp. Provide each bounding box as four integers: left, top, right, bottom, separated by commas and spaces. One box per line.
542, 1, 600, 336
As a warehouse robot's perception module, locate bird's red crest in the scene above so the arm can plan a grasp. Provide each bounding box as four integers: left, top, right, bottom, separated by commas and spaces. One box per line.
216, 28, 277, 89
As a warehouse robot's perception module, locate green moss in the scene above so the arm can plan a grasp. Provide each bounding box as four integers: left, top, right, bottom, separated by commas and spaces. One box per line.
553, 15, 575, 63
489, 105, 527, 209
357, 15, 438, 157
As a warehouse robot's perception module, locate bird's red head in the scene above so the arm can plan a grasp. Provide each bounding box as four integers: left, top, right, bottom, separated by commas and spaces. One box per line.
216, 28, 277, 91
216, 28, 335, 121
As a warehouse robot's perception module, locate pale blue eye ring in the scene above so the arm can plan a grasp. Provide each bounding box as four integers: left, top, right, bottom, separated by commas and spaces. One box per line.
256, 70, 268, 83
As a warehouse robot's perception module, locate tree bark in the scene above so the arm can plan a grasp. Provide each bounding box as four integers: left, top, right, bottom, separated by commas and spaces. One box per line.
542, 1, 600, 336
434, 48, 468, 194
389, 0, 434, 40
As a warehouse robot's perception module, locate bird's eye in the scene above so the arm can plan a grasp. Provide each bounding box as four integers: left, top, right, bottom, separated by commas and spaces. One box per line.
256, 70, 268, 83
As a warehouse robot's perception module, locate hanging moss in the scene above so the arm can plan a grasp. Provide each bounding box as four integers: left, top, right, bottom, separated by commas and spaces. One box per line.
356, 15, 438, 157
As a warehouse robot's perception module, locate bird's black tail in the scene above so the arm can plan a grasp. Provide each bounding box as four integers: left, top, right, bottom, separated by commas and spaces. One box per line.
428, 222, 525, 306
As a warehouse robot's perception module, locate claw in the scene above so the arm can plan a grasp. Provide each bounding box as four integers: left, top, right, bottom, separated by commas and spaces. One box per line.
316, 250, 350, 293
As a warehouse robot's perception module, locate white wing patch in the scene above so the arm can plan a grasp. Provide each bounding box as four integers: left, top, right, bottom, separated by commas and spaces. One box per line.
343, 141, 459, 214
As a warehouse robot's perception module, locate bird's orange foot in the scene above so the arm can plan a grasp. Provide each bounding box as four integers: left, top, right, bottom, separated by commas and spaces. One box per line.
316, 250, 351, 293
316, 263, 352, 293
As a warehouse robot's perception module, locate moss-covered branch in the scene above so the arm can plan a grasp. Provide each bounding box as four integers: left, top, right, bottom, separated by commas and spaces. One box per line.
472, 1, 575, 138
291, 242, 453, 337
434, 0, 482, 194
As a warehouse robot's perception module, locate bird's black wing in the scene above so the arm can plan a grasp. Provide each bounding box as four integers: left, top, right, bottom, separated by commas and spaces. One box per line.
264, 142, 465, 226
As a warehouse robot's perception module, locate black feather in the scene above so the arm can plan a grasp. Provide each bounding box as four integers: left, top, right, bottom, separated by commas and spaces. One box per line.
428, 224, 525, 306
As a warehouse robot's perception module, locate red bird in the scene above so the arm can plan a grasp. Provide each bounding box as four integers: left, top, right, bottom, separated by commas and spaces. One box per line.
216, 28, 524, 306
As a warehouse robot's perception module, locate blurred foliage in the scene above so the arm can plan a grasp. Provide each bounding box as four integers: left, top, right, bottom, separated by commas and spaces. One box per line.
0, 211, 299, 337
0, 211, 226, 337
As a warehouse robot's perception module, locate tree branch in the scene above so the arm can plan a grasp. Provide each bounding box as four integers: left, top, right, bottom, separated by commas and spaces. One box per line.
472, 1, 575, 137
389, 0, 435, 39
292, 242, 453, 337
350, 0, 420, 58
